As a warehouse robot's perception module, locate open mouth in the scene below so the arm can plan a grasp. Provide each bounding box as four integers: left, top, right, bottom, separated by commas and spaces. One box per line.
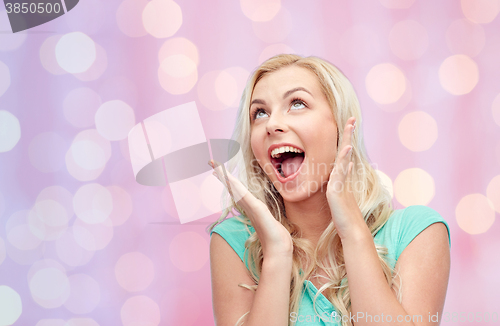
270, 149, 306, 182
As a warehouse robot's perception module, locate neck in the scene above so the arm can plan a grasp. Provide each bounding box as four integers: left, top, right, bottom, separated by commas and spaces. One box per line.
283, 190, 333, 247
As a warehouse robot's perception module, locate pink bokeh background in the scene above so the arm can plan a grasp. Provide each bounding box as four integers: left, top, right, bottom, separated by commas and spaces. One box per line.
0, 0, 500, 325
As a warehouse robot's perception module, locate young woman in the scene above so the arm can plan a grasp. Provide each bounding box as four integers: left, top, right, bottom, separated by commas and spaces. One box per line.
207, 54, 451, 326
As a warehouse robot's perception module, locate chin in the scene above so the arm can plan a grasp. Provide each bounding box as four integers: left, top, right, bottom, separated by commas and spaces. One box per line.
273, 178, 328, 203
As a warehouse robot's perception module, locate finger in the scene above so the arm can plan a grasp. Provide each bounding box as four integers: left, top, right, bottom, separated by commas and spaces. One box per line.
347, 161, 353, 192
209, 159, 249, 202
340, 117, 356, 151
209, 159, 234, 200
342, 146, 353, 178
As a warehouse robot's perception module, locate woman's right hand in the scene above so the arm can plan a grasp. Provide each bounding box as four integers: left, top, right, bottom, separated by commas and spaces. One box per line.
209, 159, 293, 258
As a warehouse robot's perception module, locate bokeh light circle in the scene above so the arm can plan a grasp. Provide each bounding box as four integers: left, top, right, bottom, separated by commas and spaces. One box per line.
215, 67, 250, 108
398, 111, 438, 151
65, 318, 100, 326
55, 227, 95, 267
160, 54, 196, 78
0, 110, 21, 152
73, 43, 108, 82
66, 129, 111, 181
71, 140, 106, 170
73, 183, 113, 225
0, 285, 22, 325
35, 319, 66, 326
36, 186, 74, 218
115, 251, 155, 292
107, 186, 133, 226
0, 60, 10, 97
7, 223, 42, 250
439, 54, 479, 95
63, 87, 102, 129
389, 20, 429, 60
56, 32, 96, 74
39, 35, 67, 75
29, 267, 70, 308
95, 100, 136, 141
446, 19, 485, 57
158, 37, 199, 66
366, 63, 407, 104
121, 295, 160, 326
169, 232, 208, 272
117, 0, 149, 37
5, 223, 45, 265
28, 132, 67, 173
6, 210, 43, 250
486, 175, 500, 213
197, 71, 228, 111
64, 274, 101, 314
258, 43, 295, 65
240, 0, 281, 22
28, 199, 69, 241
379, 0, 416, 9
492, 93, 500, 127
158, 55, 198, 94
65, 150, 105, 181
64, 0, 106, 35
456, 193, 495, 234
394, 168, 435, 207
252, 7, 292, 43
461, 0, 500, 24
73, 217, 114, 251
142, 0, 182, 39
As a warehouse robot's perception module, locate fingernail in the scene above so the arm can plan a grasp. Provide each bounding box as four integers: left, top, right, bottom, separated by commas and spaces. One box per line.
208, 160, 213, 168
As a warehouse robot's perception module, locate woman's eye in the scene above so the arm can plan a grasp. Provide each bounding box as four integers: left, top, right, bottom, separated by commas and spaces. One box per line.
253, 108, 268, 120
256, 110, 267, 118
291, 99, 306, 110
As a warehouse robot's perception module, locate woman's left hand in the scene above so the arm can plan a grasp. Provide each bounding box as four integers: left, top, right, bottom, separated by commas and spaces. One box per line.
326, 116, 366, 240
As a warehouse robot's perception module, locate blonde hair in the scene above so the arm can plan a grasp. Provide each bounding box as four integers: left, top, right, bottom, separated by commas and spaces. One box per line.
207, 54, 401, 326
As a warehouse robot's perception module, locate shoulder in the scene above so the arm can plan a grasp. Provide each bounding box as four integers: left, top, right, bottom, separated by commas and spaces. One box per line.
375, 205, 451, 263
389, 207, 451, 321
210, 216, 255, 266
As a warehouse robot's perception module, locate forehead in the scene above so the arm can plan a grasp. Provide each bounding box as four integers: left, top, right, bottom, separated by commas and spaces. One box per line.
252, 65, 322, 99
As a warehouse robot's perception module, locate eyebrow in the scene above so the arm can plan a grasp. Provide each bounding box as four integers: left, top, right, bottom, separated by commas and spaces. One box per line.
250, 87, 313, 107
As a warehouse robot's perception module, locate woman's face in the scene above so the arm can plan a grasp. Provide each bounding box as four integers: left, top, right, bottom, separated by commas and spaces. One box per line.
249, 65, 339, 202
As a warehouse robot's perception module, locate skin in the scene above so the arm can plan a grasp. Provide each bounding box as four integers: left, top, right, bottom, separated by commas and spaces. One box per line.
249, 65, 347, 246
209, 64, 450, 326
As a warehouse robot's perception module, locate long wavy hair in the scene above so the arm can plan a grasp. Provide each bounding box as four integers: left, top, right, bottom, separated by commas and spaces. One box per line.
207, 54, 401, 326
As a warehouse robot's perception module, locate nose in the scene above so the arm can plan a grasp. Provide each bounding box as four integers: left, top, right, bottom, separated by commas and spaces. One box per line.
266, 110, 288, 136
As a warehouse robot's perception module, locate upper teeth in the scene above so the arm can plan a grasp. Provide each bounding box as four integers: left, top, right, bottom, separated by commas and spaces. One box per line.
271, 146, 303, 158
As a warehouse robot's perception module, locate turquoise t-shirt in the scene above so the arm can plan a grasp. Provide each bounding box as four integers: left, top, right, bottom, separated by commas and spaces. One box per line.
210, 205, 451, 325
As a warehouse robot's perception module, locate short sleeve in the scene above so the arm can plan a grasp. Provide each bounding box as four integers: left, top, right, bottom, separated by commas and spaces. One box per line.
394, 205, 451, 261
210, 216, 255, 268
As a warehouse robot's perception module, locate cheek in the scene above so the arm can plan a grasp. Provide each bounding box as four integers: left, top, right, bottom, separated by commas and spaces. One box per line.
250, 131, 266, 162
